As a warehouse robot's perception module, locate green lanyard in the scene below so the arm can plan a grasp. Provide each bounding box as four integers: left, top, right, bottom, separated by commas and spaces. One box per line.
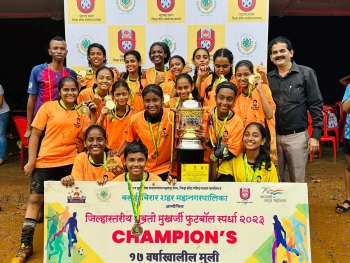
126, 173, 146, 223
88, 152, 108, 172
59, 99, 81, 115
209, 107, 229, 148
243, 153, 257, 182
153, 67, 166, 88
147, 120, 162, 164
127, 76, 139, 104
174, 97, 180, 108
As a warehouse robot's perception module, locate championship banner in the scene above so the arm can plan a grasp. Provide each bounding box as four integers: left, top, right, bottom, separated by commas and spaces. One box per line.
64, 0, 270, 72
44, 182, 311, 263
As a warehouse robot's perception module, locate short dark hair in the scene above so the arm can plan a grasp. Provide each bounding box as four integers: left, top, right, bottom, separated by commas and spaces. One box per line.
87, 43, 107, 67
149, 42, 171, 64
50, 36, 65, 43
58, 76, 78, 92
124, 141, 148, 160
268, 36, 293, 55
216, 81, 237, 98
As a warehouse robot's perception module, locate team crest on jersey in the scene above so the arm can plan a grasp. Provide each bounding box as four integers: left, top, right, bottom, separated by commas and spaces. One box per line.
118, 29, 136, 53
196, 28, 215, 52
240, 187, 251, 200
157, 0, 175, 13
238, 0, 256, 12
77, 0, 95, 13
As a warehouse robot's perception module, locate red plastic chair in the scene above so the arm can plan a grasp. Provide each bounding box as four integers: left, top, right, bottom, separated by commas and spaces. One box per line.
12, 116, 28, 169
318, 111, 337, 162
323, 105, 335, 113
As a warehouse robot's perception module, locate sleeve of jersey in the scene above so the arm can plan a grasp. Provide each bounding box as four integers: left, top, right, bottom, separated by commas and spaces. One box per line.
227, 117, 244, 156
342, 85, 350, 104
127, 116, 138, 143
71, 154, 85, 181
31, 103, 49, 130
69, 69, 78, 79
27, 66, 40, 94
218, 159, 234, 176
268, 163, 279, 182
263, 84, 276, 111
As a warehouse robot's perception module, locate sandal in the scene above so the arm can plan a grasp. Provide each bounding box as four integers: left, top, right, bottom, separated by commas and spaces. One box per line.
335, 200, 350, 214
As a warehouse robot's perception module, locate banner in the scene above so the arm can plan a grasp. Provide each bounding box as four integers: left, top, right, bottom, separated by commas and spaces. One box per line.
44, 181, 311, 262
64, 0, 270, 72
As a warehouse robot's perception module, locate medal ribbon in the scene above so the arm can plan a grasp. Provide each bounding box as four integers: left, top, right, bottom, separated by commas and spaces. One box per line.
127, 76, 139, 104
88, 152, 108, 172
147, 120, 162, 164
126, 173, 146, 223
209, 107, 229, 148
174, 97, 180, 109
153, 67, 166, 88
243, 154, 257, 182
59, 99, 82, 115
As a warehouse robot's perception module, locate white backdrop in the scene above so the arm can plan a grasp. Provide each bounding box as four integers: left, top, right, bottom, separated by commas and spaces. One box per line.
64, 0, 269, 73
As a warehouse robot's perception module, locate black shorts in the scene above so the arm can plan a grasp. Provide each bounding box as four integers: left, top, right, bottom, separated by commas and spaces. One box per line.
344, 139, 350, 155
30, 164, 73, 194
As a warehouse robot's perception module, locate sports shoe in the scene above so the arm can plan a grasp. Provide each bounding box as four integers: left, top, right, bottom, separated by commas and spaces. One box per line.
10, 243, 33, 263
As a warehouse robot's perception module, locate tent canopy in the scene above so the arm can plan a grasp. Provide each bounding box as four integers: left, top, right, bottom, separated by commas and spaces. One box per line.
0, 0, 350, 19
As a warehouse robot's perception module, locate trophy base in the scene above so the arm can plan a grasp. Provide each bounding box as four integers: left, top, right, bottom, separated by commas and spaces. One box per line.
176, 139, 203, 150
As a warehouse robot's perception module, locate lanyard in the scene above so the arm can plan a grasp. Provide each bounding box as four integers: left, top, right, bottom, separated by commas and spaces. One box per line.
147, 120, 162, 164
126, 173, 146, 223
127, 76, 139, 104
209, 107, 229, 147
59, 99, 81, 115
243, 153, 257, 182
153, 67, 166, 87
174, 97, 180, 109
88, 152, 108, 172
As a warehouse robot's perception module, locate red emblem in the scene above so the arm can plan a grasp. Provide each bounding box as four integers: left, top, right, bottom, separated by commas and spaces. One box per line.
197, 29, 215, 52
118, 29, 136, 53
77, 0, 95, 13
240, 187, 250, 200
238, 0, 256, 12
157, 0, 175, 13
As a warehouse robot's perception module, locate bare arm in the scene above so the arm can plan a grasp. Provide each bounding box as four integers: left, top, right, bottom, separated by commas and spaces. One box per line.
117, 141, 129, 157
24, 127, 42, 177
25, 94, 37, 140
256, 82, 273, 120
343, 97, 350, 112
0, 94, 3, 107
339, 75, 350, 87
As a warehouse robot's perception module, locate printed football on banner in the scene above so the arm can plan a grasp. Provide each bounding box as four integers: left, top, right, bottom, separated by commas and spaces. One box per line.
157, 0, 175, 13
76, 0, 95, 13
118, 29, 136, 53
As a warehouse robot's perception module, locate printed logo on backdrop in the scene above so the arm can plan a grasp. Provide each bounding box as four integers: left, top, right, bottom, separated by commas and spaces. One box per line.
197, 28, 215, 52
196, 0, 216, 15
77, 35, 93, 56
157, 0, 175, 13
237, 34, 257, 56
96, 188, 112, 202
237, 187, 253, 204
116, 0, 136, 13
77, 0, 96, 13
67, 186, 86, 203
238, 0, 256, 12
118, 29, 136, 53
260, 187, 286, 203
159, 35, 176, 55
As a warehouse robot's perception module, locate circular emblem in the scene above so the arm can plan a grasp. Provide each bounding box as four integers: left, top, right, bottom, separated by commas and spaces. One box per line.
116, 0, 136, 13
238, 0, 256, 12
159, 35, 176, 55
77, 35, 93, 56
196, 0, 216, 15
77, 0, 95, 13
236, 34, 257, 56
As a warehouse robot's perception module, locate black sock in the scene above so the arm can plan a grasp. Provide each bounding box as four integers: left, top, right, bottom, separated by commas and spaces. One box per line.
20, 218, 37, 247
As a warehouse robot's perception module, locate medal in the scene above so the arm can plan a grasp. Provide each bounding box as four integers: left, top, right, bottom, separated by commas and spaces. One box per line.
248, 75, 256, 85
131, 223, 143, 237
147, 120, 162, 165
106, 157, 118, 171
126, 173, 146, 236
80, 103, 90, 115
78, 69, 87, 78
163, 94, 170, 104
105, 95, 116, 110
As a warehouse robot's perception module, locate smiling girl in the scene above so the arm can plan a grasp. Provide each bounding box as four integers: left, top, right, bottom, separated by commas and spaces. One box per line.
144, 42, 174, 87
218, 122, 278, 182
192, 47, 211, 94
98, 80, 135, 157
125, 84, 173, 181
233, 60, 277, 163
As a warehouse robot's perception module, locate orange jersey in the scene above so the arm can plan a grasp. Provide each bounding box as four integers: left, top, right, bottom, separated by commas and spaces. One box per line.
32, 101, 90, 168
163, 81, 175, 97
144, 67, 174, 87
101, 106, 135, 152
77, 88, 106, 120
126, 78, 147, 112
201, 75, 239, 107
202, 106, 244, 163
71, 152, 121, 181
164, 97, 181, 109
234, 84, 277, 162
127, 108, 173, 175
112, 172, 162, 182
